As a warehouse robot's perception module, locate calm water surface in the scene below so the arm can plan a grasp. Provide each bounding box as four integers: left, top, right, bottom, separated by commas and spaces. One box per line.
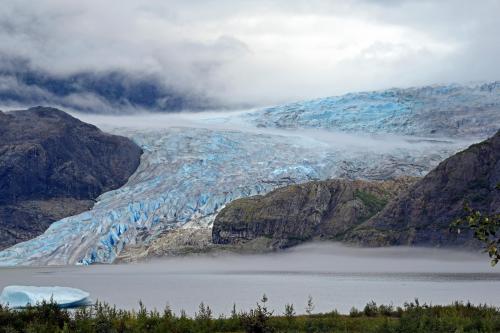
1, 243, 499, 315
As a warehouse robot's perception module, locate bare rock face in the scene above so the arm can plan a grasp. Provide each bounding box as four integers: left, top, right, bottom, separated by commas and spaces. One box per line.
0, 106, 142, 249
212, 131, 500, 251
212, 177, 417, 249
350, 130, 500, 247
116, 228, 215, 263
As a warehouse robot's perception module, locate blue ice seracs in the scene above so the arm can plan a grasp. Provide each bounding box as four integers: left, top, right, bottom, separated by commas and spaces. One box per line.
0, 82, 499, 266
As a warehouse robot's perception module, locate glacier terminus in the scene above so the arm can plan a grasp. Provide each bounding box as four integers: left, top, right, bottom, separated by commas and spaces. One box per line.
1, 82, 499, 266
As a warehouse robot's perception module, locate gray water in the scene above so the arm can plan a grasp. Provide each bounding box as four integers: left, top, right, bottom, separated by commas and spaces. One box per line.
1, 243, 499, 315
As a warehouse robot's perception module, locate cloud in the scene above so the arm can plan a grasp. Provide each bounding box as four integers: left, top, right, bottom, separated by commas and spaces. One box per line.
0, 0, 498, 111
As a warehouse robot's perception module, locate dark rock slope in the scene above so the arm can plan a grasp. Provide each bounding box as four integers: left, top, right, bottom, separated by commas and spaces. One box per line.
0, 106, 142, 250
212, 131, 500, 250
212, 177, 417, 248
349, 130, 500, 247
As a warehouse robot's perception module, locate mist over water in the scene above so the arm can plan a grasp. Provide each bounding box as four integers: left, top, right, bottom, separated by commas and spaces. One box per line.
0, 107, 472, 266
1, 111, 494, 307
1, 243, 498, 315
1, 1, 499, 318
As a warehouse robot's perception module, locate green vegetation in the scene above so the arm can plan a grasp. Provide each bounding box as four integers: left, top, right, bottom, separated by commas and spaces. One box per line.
452, 184, 500, 266
1, 297, 499, 333
354, 190, 388, 220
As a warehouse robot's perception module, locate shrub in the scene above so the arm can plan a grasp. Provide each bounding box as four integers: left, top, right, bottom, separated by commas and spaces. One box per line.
349, 307, 362, 317
363, 301, 379, 317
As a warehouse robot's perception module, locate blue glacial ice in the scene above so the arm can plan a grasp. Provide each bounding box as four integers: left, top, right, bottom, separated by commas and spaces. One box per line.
0, 286, 91, 308
247, 82, 500, 138
0, 82, 499, 266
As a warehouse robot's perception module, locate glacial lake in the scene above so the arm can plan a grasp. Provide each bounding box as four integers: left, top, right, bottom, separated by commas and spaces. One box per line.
1, 243, 499, 315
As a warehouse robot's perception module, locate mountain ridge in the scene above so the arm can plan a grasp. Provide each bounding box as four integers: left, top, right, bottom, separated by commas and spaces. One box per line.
0, 55, 217, 113
1, 81, 499, 265
211, 131, 500, 250
0, 106, 143, 249
212, 177, 418, 249
349, 130, 500, 246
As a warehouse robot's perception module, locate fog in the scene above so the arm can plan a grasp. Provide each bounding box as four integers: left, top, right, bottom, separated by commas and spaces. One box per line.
142, 242, 494, 274
1, 0, 500, 108
1, 243, 498, 315
74, 111, 466, 154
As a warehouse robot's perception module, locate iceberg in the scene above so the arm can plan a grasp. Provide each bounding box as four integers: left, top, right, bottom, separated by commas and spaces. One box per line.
0, 286, 91, 308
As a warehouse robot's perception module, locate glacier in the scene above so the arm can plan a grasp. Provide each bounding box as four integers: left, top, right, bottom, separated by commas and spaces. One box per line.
0, 82, 499, 266
247, 82, 500, 138
0, 286, 91, 308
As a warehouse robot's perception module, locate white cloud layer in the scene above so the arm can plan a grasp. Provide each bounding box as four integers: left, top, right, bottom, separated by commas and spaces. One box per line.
0, 0, 499, 107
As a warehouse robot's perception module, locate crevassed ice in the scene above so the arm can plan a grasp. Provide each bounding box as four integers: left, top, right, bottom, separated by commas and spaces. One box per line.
247, 82, 500, 138
1, 82, 498, 266
0, 127, 463, 266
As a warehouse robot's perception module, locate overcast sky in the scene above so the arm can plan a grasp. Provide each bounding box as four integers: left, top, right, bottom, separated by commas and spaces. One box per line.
1, 0, 499, 107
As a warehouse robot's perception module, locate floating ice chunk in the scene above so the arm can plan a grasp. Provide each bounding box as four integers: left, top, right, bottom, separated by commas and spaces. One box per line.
0, 286, 91, 308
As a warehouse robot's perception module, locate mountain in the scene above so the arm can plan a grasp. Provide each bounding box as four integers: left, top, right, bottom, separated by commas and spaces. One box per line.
0, 56, 215, 113
212, 178, 417, 249
0, 107, 142, 249
0, 126, 460, 266
212, 131, 500, 250
349, 130, 500, 246
0, 82, 499, 266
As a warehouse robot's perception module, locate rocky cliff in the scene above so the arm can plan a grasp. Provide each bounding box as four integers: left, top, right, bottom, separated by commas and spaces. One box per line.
2, 82, 498, 266
349, 130, 500, 247
213, 131, 500, 250
212, 177, 417, 248
0, 107, 142, 249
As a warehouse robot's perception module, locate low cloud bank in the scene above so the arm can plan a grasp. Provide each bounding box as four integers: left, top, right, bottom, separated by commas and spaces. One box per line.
1, 1, 499, 112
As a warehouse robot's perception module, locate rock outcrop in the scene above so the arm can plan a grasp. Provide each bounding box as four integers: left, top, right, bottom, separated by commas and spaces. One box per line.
350, 130, 500, 246
116, 228, 215, 263
212, 177, 417, 248
212, 131, 500, 250
0, 107, 142, 249
3, 82, 498, 265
